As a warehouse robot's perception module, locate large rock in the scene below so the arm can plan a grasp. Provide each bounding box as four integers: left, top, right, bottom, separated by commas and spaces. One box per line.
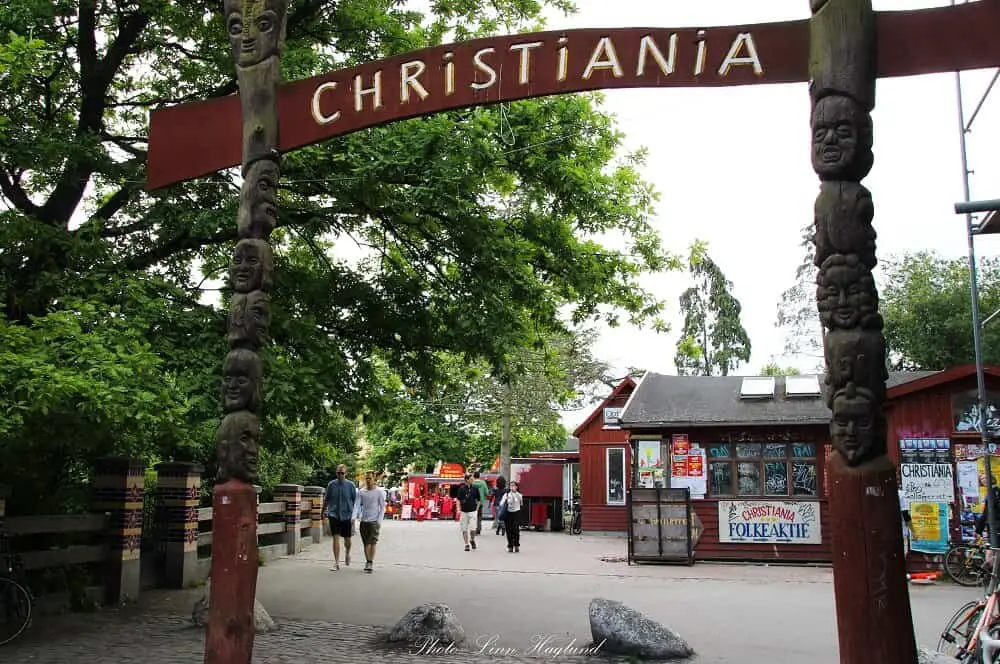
589, 598, 693, 660
191, 587, 277, 634
386, 603, 465, 645
919, 647, 958, 664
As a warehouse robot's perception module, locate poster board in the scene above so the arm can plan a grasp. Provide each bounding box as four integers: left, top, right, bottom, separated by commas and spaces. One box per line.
909, 501, 949, 554
718, 500, 822, 545
669, 435, 707, 498
637, 440, 666, 488
627, 487, 695, 564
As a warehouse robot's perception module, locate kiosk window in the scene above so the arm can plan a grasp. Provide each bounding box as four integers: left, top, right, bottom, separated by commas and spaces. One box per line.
709, 442, 818, 498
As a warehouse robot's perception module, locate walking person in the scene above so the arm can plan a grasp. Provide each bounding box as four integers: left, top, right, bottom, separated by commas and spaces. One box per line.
322, 464, 358, 571
456, 474, 480, 551
353, 471, 386, 573
501, 480, 523, 553
491, 476, 507, 536
473, 471, 489, 535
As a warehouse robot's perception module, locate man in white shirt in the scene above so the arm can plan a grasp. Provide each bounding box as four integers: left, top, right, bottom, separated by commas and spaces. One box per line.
353, 471, 387, 573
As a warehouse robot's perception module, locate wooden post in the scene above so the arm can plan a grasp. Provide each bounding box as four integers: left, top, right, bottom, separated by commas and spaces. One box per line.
808, 1, 918, 662
206, 1, 289, 663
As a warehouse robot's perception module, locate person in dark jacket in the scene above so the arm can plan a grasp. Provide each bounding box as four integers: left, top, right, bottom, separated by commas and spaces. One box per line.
976, 473, 1000, 544
491, 476, 508, 536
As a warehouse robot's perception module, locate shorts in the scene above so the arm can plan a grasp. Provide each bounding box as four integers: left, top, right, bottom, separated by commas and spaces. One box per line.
459, 511, 477, 533
360, 521, 380, 545
327, 517, 352, 539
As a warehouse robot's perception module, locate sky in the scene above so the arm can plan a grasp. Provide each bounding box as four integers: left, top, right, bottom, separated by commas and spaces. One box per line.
541, 0, 1000, 430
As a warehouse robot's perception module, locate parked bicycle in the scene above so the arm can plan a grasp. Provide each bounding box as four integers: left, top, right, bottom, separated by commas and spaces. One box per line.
938, 541, 1000, 662
946, 538, 993, 588
0, 521, 32, 646
570, 498, 582, 535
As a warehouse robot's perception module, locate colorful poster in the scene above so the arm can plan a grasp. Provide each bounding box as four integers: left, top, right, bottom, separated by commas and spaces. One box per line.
718, 500, 821, 544
672, 434, 691, 456
899, 463, 955, 504
909, 501, 949, 554
671, 446, 707, 498
637, 441, 662, 469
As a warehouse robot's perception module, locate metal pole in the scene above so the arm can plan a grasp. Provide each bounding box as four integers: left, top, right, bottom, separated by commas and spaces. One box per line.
954, 65, 997, 548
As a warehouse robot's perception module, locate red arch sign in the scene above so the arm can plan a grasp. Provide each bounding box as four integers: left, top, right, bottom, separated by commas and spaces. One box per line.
146, 1, 1000, 190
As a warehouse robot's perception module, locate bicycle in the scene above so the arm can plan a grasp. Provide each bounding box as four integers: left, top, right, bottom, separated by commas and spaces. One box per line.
570, 499, 582, 535
939, 542, 1000, 662
0, 521, 32, 646
946, 539, 993, 587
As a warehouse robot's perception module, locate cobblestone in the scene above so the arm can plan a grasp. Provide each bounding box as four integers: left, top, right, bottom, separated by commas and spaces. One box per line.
4, 608, 620, 663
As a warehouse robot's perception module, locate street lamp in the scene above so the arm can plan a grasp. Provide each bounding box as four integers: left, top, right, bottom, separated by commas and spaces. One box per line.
954, 198, 1000, 547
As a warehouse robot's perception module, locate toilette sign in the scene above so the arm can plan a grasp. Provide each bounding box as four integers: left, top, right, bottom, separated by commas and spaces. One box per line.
146, 1, 1000, 189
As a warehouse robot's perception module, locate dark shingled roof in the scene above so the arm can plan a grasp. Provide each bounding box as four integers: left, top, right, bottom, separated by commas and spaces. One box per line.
620, 371, 939, 428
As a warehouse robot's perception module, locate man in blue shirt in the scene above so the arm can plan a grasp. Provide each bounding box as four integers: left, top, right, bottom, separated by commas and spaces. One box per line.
322, 464, 358, 571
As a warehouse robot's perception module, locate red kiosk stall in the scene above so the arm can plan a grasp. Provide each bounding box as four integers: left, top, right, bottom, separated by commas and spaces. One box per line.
510, 452, 578, 531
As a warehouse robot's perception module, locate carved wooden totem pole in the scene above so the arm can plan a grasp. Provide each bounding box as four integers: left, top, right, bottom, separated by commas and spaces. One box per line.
809, 1, 917, 662
206, 1, 287, 662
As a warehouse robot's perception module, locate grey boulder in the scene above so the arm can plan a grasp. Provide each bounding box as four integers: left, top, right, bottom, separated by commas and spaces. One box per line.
386, 602, 465, 645
191, 586, 277, 634
589, 598, 693, 660
919, 647, 959, 664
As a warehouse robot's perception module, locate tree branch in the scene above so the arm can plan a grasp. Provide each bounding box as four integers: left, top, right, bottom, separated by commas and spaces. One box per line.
0, 170, 42, 217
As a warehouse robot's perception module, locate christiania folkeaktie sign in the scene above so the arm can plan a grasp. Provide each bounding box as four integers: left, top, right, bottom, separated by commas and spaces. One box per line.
146, 1, 1000, 190
718, 500, 821, 545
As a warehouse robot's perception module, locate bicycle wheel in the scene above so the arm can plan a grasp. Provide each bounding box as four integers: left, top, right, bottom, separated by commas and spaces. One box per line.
946, 546, 987, 587
939, 599, 985, 658
0, 577, 31, 646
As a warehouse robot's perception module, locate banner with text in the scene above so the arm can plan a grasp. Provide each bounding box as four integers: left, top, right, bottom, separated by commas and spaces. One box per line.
718, 500, 821, 545
900, 463, 955, 504
909, 501, 949, 554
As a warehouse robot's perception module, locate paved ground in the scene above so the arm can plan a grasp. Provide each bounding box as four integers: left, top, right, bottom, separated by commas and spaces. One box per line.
2, 519, 983, 662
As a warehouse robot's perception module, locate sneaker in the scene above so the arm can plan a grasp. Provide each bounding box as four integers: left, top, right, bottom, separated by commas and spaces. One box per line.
507, 547, 513, 553
470, 539, 477, 550
365, 561, 373, 573
464, 544, 470, 551
515, 547, 520, 553
332, 561, 340, 571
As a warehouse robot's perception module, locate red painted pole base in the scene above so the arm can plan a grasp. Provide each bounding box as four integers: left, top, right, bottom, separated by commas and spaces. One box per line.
204, 480, 259, 664
828, 453, 918, 664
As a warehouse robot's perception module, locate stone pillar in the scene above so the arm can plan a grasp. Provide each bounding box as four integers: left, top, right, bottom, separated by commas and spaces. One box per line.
155, 462, 203, 588
274, 484, 303, 555
303, 486, 325, 544
92, 457, 146, 605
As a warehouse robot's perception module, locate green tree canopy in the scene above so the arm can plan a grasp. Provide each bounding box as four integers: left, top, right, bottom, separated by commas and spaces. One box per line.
0, 1, 674, 509
674, 241, 751, 376
758, 362, 802, 376
881, 251, 1000, 370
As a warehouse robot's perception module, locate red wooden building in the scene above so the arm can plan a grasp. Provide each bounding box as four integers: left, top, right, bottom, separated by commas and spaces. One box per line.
573, 377, 637, 533
886, 364, 1000, 568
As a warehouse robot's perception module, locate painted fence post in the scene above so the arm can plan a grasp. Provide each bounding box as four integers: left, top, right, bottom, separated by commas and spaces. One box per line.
274, 484, 303, 555
92, 457, 146, 605
808, 1, 918, 661
303, 486, 325, 544
155, 462, 204, 588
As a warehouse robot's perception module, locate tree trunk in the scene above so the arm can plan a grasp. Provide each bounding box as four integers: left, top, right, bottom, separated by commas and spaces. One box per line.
500, 405, 512, 480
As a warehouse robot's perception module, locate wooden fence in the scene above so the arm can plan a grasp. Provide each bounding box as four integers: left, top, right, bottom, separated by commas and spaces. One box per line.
1, 460, 326, 608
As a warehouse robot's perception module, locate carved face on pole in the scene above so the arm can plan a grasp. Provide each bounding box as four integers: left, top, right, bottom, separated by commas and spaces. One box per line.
217, 411, 261, 482
811, 95, 873, 181
817, 254, 879, 330
230, 239, 273, 293
813, 182, 877, 269
830, 383, 879, 464
222, 348, 263, 413
224, 0, 288, 67
238, 158, 280, 239
228, 290, 270, 348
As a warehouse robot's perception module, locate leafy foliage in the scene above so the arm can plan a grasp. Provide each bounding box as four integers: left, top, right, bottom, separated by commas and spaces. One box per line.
775, 223, 824, 370
880, 251, 1000, 370
674, 241, 751, 376
758, 363, 802, 376
0, 1, 673, 509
